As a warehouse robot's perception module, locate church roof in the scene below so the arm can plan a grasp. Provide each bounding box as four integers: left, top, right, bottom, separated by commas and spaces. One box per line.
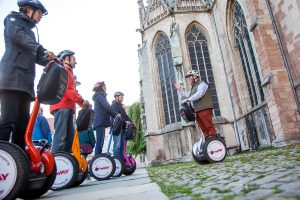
137, 0, 216, 30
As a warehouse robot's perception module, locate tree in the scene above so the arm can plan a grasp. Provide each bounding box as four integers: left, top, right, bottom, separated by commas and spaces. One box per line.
127, 102, 146, 156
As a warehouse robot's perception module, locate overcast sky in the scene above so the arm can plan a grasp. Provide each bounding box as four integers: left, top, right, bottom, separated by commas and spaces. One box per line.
0, 0, 142, 117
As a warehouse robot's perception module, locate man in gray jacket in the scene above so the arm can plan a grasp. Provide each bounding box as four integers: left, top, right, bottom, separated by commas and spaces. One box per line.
0, 0, 55, 149
174, 70, 217, 140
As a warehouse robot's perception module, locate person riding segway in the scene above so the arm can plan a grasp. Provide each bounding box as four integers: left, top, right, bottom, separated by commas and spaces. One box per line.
0, 0, 61, 198
50, 50, 90, 190
174, 70, 227, 164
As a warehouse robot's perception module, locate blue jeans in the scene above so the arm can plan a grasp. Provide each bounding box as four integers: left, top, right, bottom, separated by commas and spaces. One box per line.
51, 109, 74, 153
95, 126, 106, 155
113, 131, 125, 161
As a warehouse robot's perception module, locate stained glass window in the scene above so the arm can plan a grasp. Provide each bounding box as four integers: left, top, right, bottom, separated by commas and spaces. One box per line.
155, 34, 181, 125
233, 1, 264, 107
186, 25, 221, 116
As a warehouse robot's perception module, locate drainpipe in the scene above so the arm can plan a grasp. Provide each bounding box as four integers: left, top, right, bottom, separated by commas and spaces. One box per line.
211, 10, 241, 151
265, 0, 300, 114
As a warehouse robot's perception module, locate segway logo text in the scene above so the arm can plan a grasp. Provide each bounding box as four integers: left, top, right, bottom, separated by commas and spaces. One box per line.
0, 173, 9, 181
211, 149, 223, 154
57, 169, 69, 175
95, 166, 110, 171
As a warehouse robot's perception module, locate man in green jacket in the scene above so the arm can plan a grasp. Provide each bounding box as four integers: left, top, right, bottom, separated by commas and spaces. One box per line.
174, 70, 217, 139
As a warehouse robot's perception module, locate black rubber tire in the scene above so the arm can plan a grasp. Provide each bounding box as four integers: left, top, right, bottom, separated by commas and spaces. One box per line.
89, 154, 116, 181
112, 156, 124, 177
51, 152, 79, 191
72, 169, 88, 187
192, 149, 210, 165
0, 141, 30, 200
123, 157, 136, 176
18, 163, 57, 199
203, 138, 227, 163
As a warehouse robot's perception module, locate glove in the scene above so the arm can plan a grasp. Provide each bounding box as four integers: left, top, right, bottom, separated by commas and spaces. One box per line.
36, 45, 46, 59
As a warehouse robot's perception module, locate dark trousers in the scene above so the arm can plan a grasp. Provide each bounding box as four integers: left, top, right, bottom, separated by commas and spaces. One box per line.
51, 109, 75, 153
0, 90, 31, 149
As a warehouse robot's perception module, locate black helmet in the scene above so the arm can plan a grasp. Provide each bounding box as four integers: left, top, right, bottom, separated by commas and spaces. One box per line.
18, 0, 48, 15
57, 50, 75, 61
114, 91, 124, 97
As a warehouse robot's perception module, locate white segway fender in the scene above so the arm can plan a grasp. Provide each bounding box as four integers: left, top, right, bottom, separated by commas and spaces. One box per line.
112, 156, 124, 177
0, 142, 30, 200
51, 153, 79, 191
0, 150, 18, 199
192, 142, 209, 164
89, 155, 115, 181
204, 138, 227, 163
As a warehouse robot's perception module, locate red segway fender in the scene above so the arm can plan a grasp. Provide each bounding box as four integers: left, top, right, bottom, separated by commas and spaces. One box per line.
35, 146, 55, 175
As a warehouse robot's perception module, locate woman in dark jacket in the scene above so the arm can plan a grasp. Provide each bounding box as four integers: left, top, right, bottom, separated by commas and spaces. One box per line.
0, 0, 55, 149
92, 81, 117, 155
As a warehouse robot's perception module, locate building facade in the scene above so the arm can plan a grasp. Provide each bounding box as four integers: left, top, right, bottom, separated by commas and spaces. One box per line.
137, 0, 300, 164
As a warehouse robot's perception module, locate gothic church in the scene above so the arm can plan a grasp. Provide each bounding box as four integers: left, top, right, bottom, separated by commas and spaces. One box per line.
137, 0, 300, 163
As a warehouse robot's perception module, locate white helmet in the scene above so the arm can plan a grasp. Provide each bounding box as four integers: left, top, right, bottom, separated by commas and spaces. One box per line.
185, 70, 199, 78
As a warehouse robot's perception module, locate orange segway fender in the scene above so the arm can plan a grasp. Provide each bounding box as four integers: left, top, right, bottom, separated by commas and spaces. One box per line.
72, 130, 87, 172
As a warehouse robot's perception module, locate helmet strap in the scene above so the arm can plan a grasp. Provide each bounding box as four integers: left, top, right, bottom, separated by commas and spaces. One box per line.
64, 56, 74, 68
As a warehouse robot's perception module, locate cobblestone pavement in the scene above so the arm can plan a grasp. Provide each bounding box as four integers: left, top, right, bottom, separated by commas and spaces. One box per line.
147, 145, 300, 200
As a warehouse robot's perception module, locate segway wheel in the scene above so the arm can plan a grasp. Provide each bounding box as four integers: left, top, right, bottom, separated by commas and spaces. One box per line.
192, 149, 210, 165
89, 154, 116, 181
0, 142, 30, 200
18, 164, 57, 199
203, 138, 227, 163
192, 142, 209, 165
112, 156, 124, 177
51, 153, 79, 191
123, 156, 136, 176
72, 169, 88, 187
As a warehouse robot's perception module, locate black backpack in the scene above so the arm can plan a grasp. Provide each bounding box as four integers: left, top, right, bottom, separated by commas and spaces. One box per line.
76, 107, 92, 131
124, 123, 136, 140
111, 115, 123, 135
37, 60, 68, 105
179, 102, 195, 122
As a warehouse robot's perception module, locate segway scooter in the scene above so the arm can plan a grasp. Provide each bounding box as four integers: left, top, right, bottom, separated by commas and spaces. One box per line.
180, 102, 227, 164
122, 123, 137, 176
51, 107, 92, 190
0, 59, 68, 200
89, 115, 122, 180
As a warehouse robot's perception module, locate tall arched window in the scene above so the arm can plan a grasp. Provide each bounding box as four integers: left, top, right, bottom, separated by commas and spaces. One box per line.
155, 34, 181, 125
233, 1, 264, 107
186, 25, 221, 116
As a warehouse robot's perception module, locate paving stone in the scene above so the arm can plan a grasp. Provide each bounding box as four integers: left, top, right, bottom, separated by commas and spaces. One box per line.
253, 173, 288, 185
244, 188, 274, 199
147, 146, 300, 199
260, 181, 283, 189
